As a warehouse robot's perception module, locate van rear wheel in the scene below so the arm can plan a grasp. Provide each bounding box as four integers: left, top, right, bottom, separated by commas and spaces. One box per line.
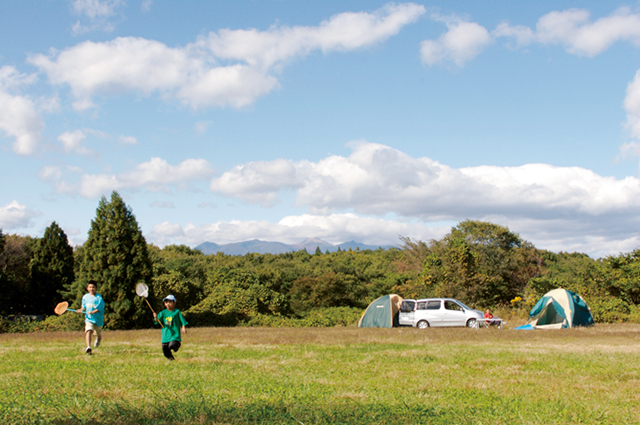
417, 320, 429, 329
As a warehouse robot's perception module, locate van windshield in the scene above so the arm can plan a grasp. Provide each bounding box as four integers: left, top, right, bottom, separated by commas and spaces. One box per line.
456, 301, 471, 310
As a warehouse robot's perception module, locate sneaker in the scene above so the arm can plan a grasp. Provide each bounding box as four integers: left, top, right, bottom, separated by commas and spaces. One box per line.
94, 336, 101, 348
85, 347, 92, 355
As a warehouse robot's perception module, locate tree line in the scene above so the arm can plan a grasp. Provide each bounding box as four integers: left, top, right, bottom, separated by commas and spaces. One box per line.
2, 191, 640, 331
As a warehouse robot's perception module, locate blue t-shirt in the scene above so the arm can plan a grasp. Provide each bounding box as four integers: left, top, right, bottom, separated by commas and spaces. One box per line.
82, 293, 105, 327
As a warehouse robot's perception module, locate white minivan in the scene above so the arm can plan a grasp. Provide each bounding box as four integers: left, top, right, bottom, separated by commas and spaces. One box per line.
398, 298, 483, 329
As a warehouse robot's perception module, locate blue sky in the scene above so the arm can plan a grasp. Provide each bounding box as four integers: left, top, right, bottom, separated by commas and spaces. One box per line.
2, 0, 640, 258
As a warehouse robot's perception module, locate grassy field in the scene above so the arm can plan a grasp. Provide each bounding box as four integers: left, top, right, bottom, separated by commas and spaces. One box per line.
1, 324, 640, 424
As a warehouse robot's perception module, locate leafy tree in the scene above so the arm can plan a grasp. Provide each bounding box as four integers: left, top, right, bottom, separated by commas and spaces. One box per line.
0, 229, 7, 313
0, 234, 37, 314
596, 251, 640, 305
162, 244, 204, 257
77, 192, 153, 329
398, 220, 544, 307
149, 244, 207, 311
187, 268, 289, 326
524, 251, 595, 304
288, 273, 348, 311
449, 220, 522, 250
29, 222, 75, 313
559, 250, 640, 322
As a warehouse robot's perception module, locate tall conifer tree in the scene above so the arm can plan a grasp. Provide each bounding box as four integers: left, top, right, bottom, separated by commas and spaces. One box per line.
79, 192, 152, 329
30, 221, 75, 312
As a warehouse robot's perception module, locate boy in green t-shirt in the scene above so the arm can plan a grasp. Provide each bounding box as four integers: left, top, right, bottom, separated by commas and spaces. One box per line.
153, 295, 188, 360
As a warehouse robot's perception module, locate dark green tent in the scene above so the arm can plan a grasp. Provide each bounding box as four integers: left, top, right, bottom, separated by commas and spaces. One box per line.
358, 294, 403, 328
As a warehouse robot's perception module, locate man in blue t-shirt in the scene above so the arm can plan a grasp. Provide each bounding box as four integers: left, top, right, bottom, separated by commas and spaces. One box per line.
76, 281, 105, 355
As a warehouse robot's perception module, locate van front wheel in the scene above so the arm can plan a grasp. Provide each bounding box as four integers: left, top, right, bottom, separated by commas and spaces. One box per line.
466, 319, 477, 328
417, 320, 429, 329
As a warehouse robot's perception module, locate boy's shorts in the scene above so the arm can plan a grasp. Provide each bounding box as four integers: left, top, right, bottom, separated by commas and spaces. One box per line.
85, 322, 102, 337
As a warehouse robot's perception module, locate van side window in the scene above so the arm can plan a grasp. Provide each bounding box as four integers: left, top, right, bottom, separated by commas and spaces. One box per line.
426, 300, 440, 310
444, 301, 462, 311
416, 301, 427, 310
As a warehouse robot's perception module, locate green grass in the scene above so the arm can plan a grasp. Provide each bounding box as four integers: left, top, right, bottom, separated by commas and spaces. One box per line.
1, 325, 639, 424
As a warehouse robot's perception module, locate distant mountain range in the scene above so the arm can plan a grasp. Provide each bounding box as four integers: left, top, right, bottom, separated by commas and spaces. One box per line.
194, 238, 397, 256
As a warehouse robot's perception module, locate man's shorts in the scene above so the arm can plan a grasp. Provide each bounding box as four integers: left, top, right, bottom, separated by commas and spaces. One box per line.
85, 322, 102, 337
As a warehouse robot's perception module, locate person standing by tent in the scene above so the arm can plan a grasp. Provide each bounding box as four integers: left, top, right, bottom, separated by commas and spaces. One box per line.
76, 281, 105, 355
153, 295, 188, 360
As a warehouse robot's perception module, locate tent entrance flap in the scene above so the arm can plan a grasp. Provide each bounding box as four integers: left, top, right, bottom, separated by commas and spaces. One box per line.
532, 299, 566, 327
358, 294, 403, 328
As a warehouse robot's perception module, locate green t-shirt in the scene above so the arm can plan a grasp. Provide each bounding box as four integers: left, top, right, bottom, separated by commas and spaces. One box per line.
156, 309, 188, 343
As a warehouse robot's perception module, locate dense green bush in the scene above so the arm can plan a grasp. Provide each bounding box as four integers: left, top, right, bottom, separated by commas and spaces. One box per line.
587, 297, 631, 323
186, 268, 290, 326
240, 307, 363, 327
0, 312, 84, 333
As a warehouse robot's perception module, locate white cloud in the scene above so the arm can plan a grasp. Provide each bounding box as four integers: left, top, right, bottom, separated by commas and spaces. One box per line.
492, 23, 535, 48
209, 141, 640, 255
0, 201, 41, 230
175, 64, 279, 109
42, 157, 215, 198
213, 141, 640, 218
31, 3, 425, 110
493, 7, 640, 57
38, 165, 64, 182
0, 66, 37, 89
57, 128, 135, 154
425, 8, 640, 67
421, 16, 493, 67
29, 37, 200, 110
202, 3, 426, 70
118, 135, 137, 145
210, 158, 306, 206
0, 66, 44, 155
152, 221, 185, 237
72, 0, 124, 19
58, 130, 94, 155
535, 7, 640, 57
70, 0, 125, 34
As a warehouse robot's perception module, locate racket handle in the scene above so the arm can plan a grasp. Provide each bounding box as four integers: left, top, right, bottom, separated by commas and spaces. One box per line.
145, 298, 163, 328
144, 298, 155, 313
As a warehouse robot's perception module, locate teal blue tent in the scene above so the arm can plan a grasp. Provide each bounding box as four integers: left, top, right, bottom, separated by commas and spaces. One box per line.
516, 288, 594, 329
358, 294, 403, 328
